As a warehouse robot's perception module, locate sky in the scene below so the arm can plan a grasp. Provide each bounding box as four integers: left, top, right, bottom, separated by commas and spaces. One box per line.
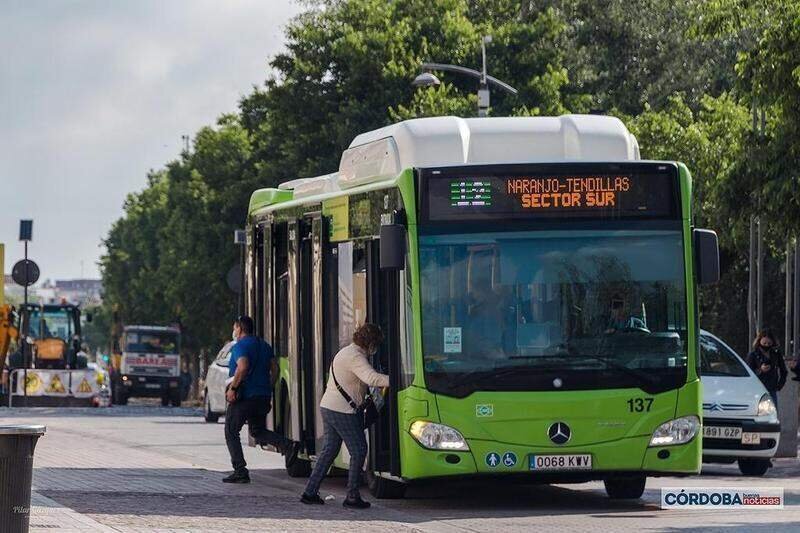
0, 0, 300, 282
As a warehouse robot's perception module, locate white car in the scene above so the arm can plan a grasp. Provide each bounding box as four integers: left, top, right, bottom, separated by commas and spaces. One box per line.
203, 341, 234, 423
699, 330, 780, 476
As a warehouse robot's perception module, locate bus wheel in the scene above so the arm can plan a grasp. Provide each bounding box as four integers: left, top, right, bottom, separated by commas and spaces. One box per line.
161, 395, 170, 407
738, 458, 770, 476
366, 468, 406, 499
604, 475, 646, 499
283, 399, 311, 478
170, 391, 181, 407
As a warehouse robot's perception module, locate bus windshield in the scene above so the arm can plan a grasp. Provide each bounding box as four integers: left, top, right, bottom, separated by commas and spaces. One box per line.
125, 331, 179, 354
420, 229, 688, 395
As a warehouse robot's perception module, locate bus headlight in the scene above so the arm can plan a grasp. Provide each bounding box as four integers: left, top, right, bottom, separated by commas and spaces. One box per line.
757, 394, 777, 417
409, 420, 469, 451
649, 415, 700, 446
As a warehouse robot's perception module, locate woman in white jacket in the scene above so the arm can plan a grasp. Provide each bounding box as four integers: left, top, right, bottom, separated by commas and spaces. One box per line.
301, 323, 389, 509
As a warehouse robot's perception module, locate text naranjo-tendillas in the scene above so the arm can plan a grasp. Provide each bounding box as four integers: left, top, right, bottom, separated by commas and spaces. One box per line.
507, 176, 631, 208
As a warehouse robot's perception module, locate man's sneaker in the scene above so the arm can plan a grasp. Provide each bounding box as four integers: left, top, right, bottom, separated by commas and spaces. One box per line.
343, 495, 371, 509
222, 471, 251, 484
300, 492, 325, 505
285, 441, 302, 467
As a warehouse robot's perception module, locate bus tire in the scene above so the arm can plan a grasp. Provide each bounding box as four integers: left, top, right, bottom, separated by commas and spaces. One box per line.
738, 458, 770, 476
283, 397, 311, 478
170, 391, 181, 407
161, 395, 170, 407
366, 468, 406, 499
604, 475, 646, 499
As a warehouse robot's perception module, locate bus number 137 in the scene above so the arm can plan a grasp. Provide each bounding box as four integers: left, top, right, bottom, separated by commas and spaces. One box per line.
627, 398, 654, 412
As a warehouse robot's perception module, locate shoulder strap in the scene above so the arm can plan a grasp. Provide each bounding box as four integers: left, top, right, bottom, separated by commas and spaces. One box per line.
330, 353, 359, 410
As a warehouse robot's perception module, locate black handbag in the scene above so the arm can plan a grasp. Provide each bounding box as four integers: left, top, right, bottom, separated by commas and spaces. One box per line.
330, 357, 380, 429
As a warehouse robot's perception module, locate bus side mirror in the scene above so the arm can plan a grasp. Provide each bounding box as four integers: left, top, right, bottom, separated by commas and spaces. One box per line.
380, 224, 406, 270
694, 228, 720, 285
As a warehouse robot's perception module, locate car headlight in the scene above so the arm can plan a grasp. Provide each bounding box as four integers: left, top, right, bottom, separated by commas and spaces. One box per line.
649, 415, 700, 446
757, 393, 777, 417
409, 420, 469, 451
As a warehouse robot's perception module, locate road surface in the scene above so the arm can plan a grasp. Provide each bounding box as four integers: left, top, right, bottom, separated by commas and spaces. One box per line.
2, 404, 798, 532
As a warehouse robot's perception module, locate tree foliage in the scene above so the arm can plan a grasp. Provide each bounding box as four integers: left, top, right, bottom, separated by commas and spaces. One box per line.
101, 0, 800, 357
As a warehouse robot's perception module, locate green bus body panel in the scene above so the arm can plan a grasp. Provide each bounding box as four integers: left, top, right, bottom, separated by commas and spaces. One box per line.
249, 188, 293, 214
259, 162, 703, 482
397, 381, 701, 480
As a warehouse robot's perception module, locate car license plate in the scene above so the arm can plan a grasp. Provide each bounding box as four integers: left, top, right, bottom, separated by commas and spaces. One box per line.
703, 426, 742, 439
529, 454, 592, 471
145, 383, 161, 389
741, 432, 761, 445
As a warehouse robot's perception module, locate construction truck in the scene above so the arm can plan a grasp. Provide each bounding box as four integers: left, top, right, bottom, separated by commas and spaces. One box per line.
4, 303, 106, 407
110, 325, 182, 406
0, 305, 19, 395
18, 303, 89, 369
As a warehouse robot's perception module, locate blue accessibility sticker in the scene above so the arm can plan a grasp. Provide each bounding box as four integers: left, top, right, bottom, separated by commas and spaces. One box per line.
485, 452, 501, 468
502, 452, 517, 467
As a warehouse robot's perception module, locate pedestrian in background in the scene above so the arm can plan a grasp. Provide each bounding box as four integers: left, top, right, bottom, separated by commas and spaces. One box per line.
179, 359, 192, 401
301, 323, 389, 509
745, 329, 788, 409
223, 315, 299, 483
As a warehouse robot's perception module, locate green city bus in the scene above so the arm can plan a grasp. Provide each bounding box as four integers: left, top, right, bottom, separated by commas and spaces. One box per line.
243, 115, 720, 499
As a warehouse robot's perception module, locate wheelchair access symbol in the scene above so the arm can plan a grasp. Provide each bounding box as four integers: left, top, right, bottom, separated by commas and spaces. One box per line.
485, 452, 501, 468
502, 452, 517, 467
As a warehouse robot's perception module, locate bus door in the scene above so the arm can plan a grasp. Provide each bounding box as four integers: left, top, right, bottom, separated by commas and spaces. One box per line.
366, 239, 401, 476
259, 222, 279, 433
291, 215, 325, 456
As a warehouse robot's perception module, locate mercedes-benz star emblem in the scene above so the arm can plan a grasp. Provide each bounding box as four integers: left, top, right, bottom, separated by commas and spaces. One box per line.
548, 422, 571, 445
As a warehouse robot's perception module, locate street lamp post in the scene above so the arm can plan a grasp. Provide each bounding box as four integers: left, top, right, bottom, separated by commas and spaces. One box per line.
412, 35, 518, 117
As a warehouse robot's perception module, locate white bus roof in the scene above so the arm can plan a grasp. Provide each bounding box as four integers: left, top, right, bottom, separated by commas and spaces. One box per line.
268, 115, 641, 203
336, 115, 640, 190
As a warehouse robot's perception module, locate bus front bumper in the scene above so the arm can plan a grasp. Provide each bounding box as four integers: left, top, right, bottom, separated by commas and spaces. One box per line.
399, 430, 701, 481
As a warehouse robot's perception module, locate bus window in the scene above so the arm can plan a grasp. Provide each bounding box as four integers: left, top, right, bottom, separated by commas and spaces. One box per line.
353, 245, 368, 328
323, 242, 339, 369
336, 241, 369, 349
399, 265, 415, 387
274, 223, 289, 358
420, 229, 688, 378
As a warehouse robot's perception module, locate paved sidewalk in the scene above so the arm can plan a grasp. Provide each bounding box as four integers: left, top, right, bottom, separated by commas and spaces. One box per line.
30, 492, 115, 533
4, 406, 800, 532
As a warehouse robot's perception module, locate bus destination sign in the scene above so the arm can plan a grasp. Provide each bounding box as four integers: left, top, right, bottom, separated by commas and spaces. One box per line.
424, 166, 677, 222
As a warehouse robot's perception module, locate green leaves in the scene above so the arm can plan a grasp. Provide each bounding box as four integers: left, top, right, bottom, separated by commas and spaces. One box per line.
100, 0, 800, 358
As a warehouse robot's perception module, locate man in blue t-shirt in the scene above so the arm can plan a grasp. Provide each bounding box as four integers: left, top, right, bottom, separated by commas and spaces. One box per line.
223, 315, 299, 483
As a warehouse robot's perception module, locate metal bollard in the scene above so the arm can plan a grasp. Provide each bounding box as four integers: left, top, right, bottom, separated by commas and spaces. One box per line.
0, 425, 46, 533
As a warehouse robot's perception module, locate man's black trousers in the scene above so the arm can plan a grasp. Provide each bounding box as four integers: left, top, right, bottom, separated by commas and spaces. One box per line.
225, 395, 288, 473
